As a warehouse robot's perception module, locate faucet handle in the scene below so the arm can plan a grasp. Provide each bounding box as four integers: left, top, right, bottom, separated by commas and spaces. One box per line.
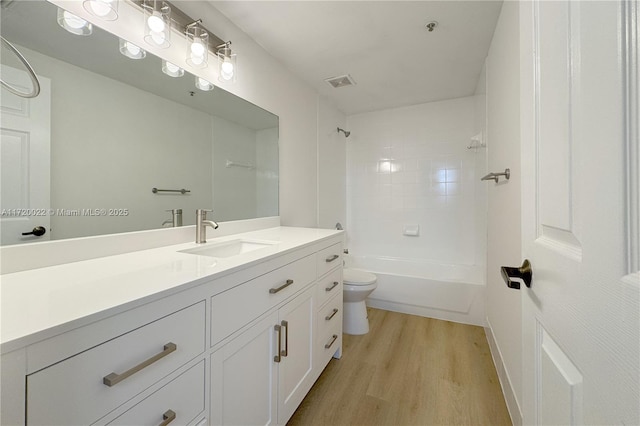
196, 208, 213, 220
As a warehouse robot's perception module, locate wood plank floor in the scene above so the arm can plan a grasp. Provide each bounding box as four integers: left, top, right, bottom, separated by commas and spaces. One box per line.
288, 308, 512, 426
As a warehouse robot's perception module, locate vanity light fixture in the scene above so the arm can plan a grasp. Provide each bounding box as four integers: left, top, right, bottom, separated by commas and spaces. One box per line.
195, 76, 214, 91
57, 8, 93, 36
162, 60, 184, 77
142, 0, 171, 48
216, 41, 236, 82
83, 0, 118, 21
119, 38, 146, 59
185, 20, 208, 68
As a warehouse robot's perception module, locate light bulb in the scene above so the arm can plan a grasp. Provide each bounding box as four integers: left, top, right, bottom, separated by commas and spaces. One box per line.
83, 0, 117, 20
221, 59, 234, 75
191, 54, 204, 65
125, 42, 141, 56
119, 38, 146, 59
147, 12, 165, 33
63, 11, 88, 29
162, 60, 183, 77
150, 30, 166, 46
196, 77, 213, 91
89, 0, 111, 17
191, 39, 205, 56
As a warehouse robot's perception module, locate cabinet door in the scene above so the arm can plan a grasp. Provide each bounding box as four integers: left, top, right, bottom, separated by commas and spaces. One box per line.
211, 312, 278, 426
277, 286, 315, 425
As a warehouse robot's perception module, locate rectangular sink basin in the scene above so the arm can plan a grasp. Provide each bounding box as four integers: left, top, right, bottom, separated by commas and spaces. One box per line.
178, 239, 278, 258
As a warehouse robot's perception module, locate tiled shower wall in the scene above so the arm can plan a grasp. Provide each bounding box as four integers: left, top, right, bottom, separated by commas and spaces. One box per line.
346, 96, 486, 266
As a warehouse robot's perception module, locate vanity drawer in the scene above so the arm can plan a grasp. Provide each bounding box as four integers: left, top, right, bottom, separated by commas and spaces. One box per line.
27, 302, 205, 426
316, 243, 342, 277
108, 361, 205, 426
317, 321, 342, 369
316, 267, 342, 308
211, 254, 316, 346
317, 294, 343, 343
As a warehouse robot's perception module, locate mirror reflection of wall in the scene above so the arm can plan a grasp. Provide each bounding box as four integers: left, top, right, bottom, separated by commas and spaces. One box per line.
0, 0, 278, 245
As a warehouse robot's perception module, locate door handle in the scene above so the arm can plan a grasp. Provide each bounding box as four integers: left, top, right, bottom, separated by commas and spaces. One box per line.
22, 226, 46, 236
501, 259, 532, 289
280, 320, 288, 357
274, 324, 282, 363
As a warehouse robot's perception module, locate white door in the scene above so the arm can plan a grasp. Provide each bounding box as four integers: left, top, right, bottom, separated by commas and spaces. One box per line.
520, 1, 639, 425
210, 311, 278, 426
277, 285, 315, 425
0, 64, 51, 245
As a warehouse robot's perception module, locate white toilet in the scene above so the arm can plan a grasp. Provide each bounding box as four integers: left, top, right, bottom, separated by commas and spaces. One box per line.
342, 268, 378, 335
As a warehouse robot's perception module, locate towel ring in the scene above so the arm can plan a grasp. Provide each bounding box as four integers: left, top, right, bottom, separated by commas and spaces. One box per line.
1, 36, 41, 98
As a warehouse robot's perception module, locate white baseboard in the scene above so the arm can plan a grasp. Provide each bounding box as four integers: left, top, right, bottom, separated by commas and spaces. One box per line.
485, 317, 523, 426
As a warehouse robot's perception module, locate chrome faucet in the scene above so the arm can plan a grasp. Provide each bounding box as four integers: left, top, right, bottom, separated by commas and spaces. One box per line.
196, 209, 219, 243
162, 209, 183, 227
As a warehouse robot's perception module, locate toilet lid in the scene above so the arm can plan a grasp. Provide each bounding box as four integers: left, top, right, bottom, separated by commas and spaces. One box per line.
343, 268, 377, 285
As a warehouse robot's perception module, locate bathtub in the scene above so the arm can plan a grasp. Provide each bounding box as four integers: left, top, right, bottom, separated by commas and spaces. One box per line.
344, 255, 486, 326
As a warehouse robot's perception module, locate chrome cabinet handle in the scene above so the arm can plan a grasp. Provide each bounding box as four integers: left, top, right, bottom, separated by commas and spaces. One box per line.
325, 308, 339, 321
325, 334, 338, 349
103, 342, 177, 387
281, 320, 288, 357
325, 281, 339, 292
269, 279, 294, 294
274, 324, 282, 362
325, 254, 339, 263
159, 409, 176, 426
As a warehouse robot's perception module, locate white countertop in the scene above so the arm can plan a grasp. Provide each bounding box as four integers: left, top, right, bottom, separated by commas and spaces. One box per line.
0, 226, 342, 353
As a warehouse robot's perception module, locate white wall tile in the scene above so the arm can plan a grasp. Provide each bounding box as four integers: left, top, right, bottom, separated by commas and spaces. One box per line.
346, 96, 486, 266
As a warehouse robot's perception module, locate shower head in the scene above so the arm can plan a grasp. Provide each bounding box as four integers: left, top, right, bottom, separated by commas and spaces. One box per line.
337, 127, 351, 138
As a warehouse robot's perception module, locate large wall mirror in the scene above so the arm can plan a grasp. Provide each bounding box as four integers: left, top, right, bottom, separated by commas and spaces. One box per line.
0, 0, 279, 246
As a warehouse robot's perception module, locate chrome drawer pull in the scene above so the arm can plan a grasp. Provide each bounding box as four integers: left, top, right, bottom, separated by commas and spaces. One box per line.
274, 324, 282, 362
269, 279, 294, 294
325, 334, 339, 349
103, 342, 177, 387
159, 409, 176, 426
325, 254, 339, 263
281, 320, 289, 357
325, 308, 339, 321
325, 281, 339, 292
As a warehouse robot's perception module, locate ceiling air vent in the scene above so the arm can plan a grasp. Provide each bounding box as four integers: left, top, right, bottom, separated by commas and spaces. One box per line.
325, 74, 356, 89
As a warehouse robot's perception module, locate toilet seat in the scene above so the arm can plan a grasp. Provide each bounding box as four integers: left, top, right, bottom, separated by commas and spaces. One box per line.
343, 268, 377, 286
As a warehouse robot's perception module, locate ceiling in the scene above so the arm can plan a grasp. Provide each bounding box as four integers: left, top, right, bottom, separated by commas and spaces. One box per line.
210, 1, 503, 115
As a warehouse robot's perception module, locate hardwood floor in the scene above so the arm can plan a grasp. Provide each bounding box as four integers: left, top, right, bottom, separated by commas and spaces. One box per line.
288, 308, 512, 426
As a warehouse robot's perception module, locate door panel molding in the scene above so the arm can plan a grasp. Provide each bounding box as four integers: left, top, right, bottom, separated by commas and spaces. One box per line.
537, 226, 582, 261
623, 0, 639, 275
536, 320, 584, 426
534, 0, 582, 251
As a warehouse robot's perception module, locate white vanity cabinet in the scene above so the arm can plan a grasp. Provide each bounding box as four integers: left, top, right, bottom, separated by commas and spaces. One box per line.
210, 285, 315, 425
314, 244, 344, 372
0, 228, 343, 426
26, 301, 206, 426
209, 240, 344, 426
